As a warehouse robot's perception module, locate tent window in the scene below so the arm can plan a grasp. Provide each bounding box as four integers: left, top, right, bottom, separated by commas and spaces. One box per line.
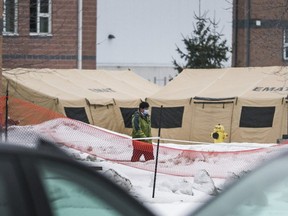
284, 29, 288, 60
120, 108, 138, 128
64, 107, 89, 124
151, 106, 184, 128
239, 106, 275, 128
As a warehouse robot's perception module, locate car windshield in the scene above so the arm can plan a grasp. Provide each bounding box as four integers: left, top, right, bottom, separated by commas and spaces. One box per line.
231, 175, 288, 216
190, 153, 288, 216
36, 159, 124, 216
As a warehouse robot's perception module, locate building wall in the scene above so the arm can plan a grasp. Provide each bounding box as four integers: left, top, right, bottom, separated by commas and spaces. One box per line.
232, 0, 288, 67
0, 1, 2, 92
3, 0, 96, 69
82, 0, 97, 69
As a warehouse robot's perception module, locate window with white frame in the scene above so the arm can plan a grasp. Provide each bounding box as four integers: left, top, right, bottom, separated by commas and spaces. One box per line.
3, 0, 18, 35
30, 0, 52, 35
284, 29, 288, 60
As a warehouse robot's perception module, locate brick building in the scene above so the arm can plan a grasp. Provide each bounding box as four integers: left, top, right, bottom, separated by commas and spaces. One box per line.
232, 0, 288, 67
2, 0, 96, 69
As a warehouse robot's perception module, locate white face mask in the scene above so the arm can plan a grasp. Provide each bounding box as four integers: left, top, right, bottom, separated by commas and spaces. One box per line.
143, 109, 149, 115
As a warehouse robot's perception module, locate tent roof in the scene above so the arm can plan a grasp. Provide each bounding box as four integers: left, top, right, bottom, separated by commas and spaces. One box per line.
3, 68, 161, 105
151, 66, 288, 100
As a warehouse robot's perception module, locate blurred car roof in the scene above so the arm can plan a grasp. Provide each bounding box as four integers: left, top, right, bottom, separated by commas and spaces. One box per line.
188, 148, 288, 216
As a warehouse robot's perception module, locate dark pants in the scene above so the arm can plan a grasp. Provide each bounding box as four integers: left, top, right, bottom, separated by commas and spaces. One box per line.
131, 140, 154, 162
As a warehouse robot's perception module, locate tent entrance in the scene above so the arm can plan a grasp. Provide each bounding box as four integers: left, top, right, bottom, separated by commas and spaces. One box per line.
191, 98, 235, 142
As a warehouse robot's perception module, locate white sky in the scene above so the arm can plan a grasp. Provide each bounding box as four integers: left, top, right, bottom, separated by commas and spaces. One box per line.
97, 0, 233, 67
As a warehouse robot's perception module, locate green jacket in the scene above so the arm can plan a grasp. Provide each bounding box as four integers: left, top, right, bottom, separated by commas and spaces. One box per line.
131, 110, 152, 143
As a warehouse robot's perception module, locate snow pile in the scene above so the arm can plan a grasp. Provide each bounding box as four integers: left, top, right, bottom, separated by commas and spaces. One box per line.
192, 170, 217, 195
153, 177, 194, 196
66, 148, 220, 201
103, 169, 134, 192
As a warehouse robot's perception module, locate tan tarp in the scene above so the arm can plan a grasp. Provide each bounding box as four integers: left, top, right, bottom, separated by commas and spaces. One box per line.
147, 66, 288, 143
2, 68, 161, 134
4, 67, 288, 143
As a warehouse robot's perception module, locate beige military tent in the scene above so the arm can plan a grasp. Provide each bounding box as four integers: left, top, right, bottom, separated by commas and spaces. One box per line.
2, 68, 161, 135
147, 66, 288, 143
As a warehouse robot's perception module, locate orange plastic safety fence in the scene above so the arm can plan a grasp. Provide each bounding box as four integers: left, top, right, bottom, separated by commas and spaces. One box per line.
35, 118, 286, 178
2, 96, 286, 178
0, 96, 66, 126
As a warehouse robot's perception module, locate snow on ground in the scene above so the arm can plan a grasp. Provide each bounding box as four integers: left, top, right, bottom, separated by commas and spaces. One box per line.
102, 161, 218, 216
70, 144, 279, 216
4, 121, 286, 216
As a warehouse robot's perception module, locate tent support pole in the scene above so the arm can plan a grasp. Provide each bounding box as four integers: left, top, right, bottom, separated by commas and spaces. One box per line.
152, 105, 163, 198
5, 83, 9, 142
228, 102, 235, 143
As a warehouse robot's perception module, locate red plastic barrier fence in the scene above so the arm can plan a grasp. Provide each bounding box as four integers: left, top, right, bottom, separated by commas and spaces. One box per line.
2, 96, 286, 178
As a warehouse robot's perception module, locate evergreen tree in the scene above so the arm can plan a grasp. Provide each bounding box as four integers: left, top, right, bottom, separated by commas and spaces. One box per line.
173, 15, 229, 73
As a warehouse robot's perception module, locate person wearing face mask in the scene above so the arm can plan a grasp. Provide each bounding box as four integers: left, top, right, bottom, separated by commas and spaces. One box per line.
131, 101, 154, 162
